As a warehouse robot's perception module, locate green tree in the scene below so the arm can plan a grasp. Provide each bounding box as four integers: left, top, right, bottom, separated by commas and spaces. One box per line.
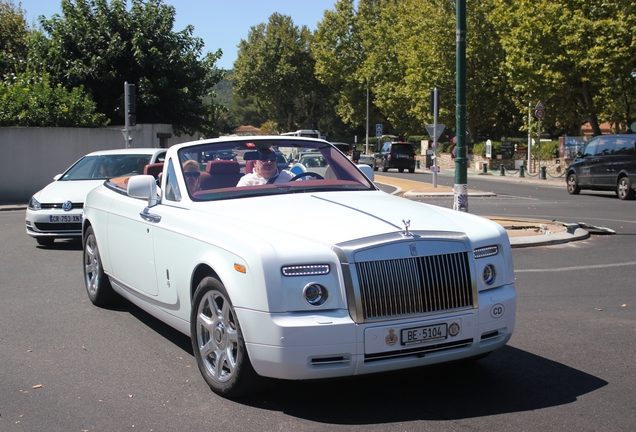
0, 72, 109, 126
29, 0, 224, 135
233, 13, 326, 132
0, 0, 30, 75
492, 0, 636, 135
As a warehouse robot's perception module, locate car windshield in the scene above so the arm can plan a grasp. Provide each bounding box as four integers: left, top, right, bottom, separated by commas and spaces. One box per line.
177, 138, 375, 201
60, 154, 151, 180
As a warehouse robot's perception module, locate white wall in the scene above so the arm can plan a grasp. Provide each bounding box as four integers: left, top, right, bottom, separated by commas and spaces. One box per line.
0, 125, 197, 204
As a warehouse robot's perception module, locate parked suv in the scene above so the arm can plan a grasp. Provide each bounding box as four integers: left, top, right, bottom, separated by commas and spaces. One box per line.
566, 134, 636, 200
374, 141, 416, 173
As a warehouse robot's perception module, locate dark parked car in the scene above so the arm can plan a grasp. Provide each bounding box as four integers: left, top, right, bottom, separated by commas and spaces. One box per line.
374, 142, 416, 173
566, 134, 636, 200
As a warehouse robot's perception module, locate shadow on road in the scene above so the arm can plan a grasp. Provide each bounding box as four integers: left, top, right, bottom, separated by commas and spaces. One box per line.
240, 346, 607, 424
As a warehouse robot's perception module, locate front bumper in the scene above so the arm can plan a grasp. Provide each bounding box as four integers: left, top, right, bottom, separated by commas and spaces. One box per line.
25, 208, 83, 239
239, 283, 516, 380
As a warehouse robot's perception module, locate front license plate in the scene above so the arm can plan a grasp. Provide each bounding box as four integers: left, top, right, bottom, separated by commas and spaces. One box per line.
50, 215, 82, 223
401, 323, 447, 346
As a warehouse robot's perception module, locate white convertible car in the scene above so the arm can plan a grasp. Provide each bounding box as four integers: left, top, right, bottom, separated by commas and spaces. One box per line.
82, 136, 516, 398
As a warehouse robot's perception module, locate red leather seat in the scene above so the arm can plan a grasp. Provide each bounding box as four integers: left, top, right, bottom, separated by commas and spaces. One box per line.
201, 160, 243, 189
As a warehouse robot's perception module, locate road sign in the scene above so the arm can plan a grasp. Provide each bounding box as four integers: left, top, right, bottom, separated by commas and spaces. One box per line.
425, 124, 446, 142
375, 124, 383, 137
535, 108, 545, 119
535, 100, 545, 110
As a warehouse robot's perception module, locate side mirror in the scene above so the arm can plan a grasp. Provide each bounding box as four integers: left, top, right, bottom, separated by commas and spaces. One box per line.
357, 164, 375, 182
127, 175, 158, 207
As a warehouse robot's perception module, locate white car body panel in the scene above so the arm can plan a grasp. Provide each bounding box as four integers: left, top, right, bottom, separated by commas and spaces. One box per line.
82, 136, 516, 384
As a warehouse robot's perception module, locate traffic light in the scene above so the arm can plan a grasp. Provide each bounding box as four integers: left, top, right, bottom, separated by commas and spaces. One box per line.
430, 89, 440, 116
126, 83, 136, 126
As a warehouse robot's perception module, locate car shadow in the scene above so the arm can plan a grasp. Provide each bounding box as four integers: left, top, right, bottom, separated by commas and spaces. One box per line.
237, 346, 607, 424
37, 239, 83, 251
116, 297, 607, 423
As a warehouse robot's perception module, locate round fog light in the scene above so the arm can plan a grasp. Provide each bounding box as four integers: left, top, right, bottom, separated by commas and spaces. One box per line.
483, 264, 496, 285
303, 283, 328, 306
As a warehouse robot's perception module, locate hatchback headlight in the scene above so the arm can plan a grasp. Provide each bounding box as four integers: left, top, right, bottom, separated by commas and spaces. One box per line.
28, 196, 41, 211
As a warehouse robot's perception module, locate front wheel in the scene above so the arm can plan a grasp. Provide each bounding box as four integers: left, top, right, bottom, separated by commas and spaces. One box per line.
617, 176, 635, 200
191, 277, 261, 398
566, 173, 581, 195
83, 226, 117, 306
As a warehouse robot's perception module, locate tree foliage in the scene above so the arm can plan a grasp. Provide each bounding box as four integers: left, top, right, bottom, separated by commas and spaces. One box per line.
233, 13, 328, 132
28, 0, 224, 135
0, 0, 30, 75
0, 72, 109, 126
491, 0, 636, 136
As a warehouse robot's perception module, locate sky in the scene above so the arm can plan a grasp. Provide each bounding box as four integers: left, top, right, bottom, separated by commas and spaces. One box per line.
16, 0, 340, 70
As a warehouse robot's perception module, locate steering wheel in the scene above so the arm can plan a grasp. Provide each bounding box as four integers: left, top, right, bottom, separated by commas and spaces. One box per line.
290, 172, 324, 181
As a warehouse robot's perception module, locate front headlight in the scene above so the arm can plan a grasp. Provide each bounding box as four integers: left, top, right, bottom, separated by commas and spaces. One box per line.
28, 196, 41, 211
303, 283, 329, 306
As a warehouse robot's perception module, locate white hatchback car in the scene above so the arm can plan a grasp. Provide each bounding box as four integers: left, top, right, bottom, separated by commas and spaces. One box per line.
25, 148, 166, 246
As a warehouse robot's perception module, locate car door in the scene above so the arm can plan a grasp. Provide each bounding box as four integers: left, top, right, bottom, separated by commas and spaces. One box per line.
591, 136, 616, 188
106, 187, 159, 296
576, 139, 598, 187
611, 136, 636, 181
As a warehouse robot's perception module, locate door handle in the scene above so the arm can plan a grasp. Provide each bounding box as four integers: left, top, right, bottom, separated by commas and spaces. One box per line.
139, 207, 161, 223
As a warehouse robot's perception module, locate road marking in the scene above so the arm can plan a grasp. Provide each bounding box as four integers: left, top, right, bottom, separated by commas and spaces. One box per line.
516, 261, 636, 273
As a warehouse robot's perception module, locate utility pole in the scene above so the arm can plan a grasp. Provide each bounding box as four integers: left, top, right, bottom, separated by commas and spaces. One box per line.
123, 82, 136, 148
453, 0, 467, 212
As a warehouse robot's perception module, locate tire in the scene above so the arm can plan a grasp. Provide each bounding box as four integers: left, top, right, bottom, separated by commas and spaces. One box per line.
373, 165, 378, 172
36, 237, 54, 246
382, 166, 388, 172
617, 176, 635, 200
566, 173, 581, 195
83, 226, 117, 307
408, 167, 415, 173
398, 168, 404, 173
191, 277, 261, 398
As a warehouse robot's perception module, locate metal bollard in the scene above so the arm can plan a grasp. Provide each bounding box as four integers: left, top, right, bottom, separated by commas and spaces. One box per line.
540, 165, 546, 179
482, 163, 488, 174
416, 159, 420, 169
499, 164, 505, 176
519, 165, 525, 178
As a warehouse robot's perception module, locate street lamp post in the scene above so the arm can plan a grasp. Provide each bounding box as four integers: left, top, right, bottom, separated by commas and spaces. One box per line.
453, 0, 467, 212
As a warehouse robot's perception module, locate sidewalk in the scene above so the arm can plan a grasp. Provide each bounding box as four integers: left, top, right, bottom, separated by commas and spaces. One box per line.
374, 167, 589, 248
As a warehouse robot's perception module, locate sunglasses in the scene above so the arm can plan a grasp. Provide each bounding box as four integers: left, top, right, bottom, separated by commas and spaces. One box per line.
258, 154, 277, 162
184, 171, 200, 178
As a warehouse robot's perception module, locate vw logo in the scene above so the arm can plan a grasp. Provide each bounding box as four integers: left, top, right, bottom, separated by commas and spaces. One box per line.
62, 201, 73, 212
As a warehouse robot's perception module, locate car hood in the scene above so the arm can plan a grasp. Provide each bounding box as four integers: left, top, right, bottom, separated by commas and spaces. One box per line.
193, 190, 505, 249
33, 179, 105, 204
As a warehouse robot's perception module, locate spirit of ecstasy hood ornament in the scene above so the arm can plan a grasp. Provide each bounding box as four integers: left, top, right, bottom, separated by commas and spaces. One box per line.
401, 219, 413, 237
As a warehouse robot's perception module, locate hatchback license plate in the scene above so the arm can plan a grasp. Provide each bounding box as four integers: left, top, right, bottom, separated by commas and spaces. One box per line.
401, 323, 447, 346
50, 215, 82, 223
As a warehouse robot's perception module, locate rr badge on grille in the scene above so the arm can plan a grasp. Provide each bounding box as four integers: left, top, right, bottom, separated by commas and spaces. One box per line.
409, 243, 418, 256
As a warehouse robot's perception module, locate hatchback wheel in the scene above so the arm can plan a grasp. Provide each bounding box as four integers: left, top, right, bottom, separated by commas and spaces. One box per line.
617, 176, 635, 200
567, 173, 581, 195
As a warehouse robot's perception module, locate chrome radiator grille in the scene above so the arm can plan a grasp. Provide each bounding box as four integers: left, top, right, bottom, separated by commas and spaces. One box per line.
355, 251, 473, 320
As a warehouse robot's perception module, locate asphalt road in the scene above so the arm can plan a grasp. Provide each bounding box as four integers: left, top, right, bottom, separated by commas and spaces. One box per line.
1, 175, 635, 431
